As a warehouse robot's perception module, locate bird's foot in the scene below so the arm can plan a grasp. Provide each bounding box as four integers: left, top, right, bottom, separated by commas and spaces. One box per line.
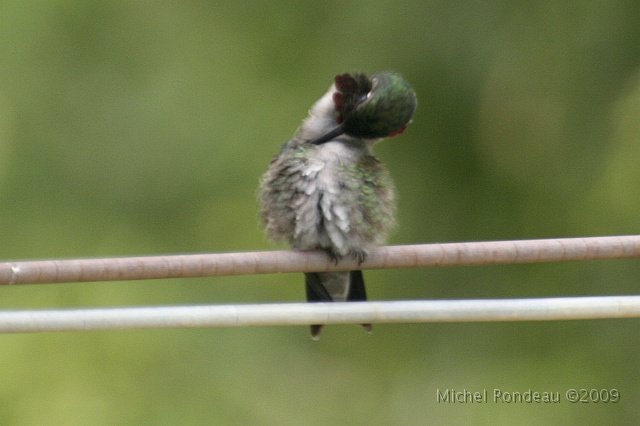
325, 249, 367, 266
326, 249, 342, 265
349, 249, 368, 265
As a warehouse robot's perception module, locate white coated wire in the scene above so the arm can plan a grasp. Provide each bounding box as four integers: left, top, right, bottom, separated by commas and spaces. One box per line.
1, 296, 640, 333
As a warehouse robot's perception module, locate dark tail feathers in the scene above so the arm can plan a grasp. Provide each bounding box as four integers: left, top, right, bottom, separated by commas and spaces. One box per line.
305, 270, 372, 339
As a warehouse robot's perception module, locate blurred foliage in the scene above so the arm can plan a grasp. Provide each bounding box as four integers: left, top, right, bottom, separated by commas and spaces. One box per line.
1, 0, 640, 424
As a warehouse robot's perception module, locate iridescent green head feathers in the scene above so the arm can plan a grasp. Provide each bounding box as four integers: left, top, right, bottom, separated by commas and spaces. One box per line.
310, 71, 417, 145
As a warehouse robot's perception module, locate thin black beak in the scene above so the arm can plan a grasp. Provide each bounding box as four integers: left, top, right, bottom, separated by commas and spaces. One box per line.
307, 123, 345, 145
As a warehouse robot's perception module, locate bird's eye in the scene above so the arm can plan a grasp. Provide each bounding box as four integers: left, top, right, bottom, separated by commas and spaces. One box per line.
357, 92, 371, 105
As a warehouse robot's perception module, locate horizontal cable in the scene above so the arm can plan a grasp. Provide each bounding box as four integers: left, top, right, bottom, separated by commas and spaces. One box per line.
1, 235, 640, 285
0, 296, 639, 333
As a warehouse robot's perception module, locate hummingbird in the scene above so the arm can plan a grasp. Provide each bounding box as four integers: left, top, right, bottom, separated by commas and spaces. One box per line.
259, 71, 417, 339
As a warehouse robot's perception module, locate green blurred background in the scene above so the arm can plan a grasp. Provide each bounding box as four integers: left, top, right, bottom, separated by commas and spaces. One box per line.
1, 1, 639, 424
